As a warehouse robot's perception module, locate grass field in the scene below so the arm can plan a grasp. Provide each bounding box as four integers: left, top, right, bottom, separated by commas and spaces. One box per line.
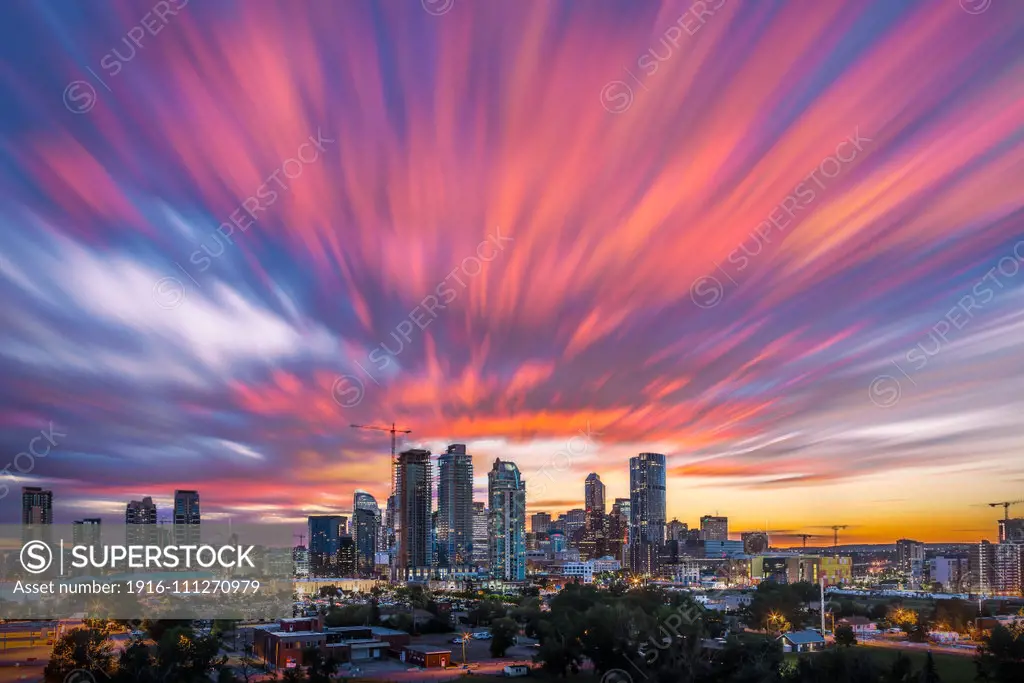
851, 647, 977, 683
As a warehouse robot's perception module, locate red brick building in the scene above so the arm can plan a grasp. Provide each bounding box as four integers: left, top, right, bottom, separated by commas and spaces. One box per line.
402, 645, 452, 668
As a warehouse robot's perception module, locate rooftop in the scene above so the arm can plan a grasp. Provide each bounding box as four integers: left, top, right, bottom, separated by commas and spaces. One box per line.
270, 631, 325, 639
370, 627, 409, 636
404, 645, 452, 654
781, 630, 825, 645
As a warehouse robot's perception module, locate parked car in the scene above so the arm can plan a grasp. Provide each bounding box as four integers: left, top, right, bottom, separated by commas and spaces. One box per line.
452, 637, 466, 644
473, 631, 492, 640
503, 664, 529, 677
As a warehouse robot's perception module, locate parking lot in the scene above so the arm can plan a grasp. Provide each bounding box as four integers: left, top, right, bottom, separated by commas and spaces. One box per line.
411, 631, 539, 666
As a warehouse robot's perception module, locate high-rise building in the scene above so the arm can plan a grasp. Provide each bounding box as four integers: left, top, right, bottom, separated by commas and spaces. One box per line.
72, 518, 102, 545
629, 453, 667, 574
582, 474, 607, 560
293, 545, 309, 577
354, 490, 379, 513
22, 487, 53, 524
126, 496, 158, 545
173, 490, 200, 525
998, 518, 1024, 544
667, 519, 688, 542
396, 449, 433, 577
614, 497, 631, 541
126, 497, 157, 525
584, 474, 605, 523
531, 512, 552, 534
384, 494, 397, 556
472, 501, 490, 569
928, 556, 969, 593
700, 515, 728, 542
337, 536, 357, 577
608, 498, 630, 563
308, 515, 348, 575
970, 541, 995, 594
896, 539, 925, 579
488, 459, 527, 581
993, 543, 1023, 594
437, 444, 474, 567
353, 491, 380, 577
565, 508, 586, 544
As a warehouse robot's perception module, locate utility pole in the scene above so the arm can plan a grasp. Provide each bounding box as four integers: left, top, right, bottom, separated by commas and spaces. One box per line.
820, 575, 826, 637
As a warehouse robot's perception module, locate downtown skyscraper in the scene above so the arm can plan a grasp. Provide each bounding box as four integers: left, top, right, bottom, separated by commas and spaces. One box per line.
436, 444, 474, 567
396, 448, 433, 579
173, 489, 200, 525
21, 486, 52, 524
126, 496, 158, 546
700, 515, 728, 542
308, 515, 348, 576
472, 501, 490, 569
582, 473, 607, 559
173, 489, 201, 545
488, 458, 527, 581
353, 490, 380, 576
629, 453, 667, 574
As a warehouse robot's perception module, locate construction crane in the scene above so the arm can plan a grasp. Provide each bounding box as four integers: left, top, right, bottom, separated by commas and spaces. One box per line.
830, 525, 849, 549
351, 422, 412, 459
351, 422, 412, 582
293, 533, 305, 547
796, 533, 822, 549
988, 500, 1024, 520
350, 422, 413, 513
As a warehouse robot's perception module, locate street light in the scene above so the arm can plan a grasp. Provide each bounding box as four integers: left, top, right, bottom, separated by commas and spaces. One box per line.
767, 611, 786, 637
461, 632, 471, 664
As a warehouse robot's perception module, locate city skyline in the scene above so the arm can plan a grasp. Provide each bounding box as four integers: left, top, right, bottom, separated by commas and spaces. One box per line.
18, 455, 1021, 551
1, 1, 1023, 545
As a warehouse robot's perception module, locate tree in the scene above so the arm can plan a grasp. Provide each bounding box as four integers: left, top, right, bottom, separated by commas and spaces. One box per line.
490, 617, 518, 657
324, 604, 375, 627
887, 652, 914, 683
710, 638, 784, 683
975, 624, 1024, 683
579, 603, 658, 676
44, 628, 114, 682
919, 652, 941, 683
143, 618, 192, 643
303, 647, 337, 683
512, 596, 544, 640
907, 627, 929, 643
468, 598, 508, 626
281, 668, 308, 683
886, 605, 919, 639
744, 582, 805, 634
112, 639, 156, 683
535, 626, 583, 677
153, 626, 228, 683
237, 654, 265, 683
835, 624, 858, 647
930, 598, 976, 634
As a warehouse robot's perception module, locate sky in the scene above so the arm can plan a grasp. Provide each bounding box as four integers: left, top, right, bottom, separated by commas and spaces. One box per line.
0, 0, 1022, 546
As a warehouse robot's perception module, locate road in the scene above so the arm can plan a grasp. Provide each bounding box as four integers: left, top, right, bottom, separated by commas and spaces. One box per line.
857, 635, 977, 657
